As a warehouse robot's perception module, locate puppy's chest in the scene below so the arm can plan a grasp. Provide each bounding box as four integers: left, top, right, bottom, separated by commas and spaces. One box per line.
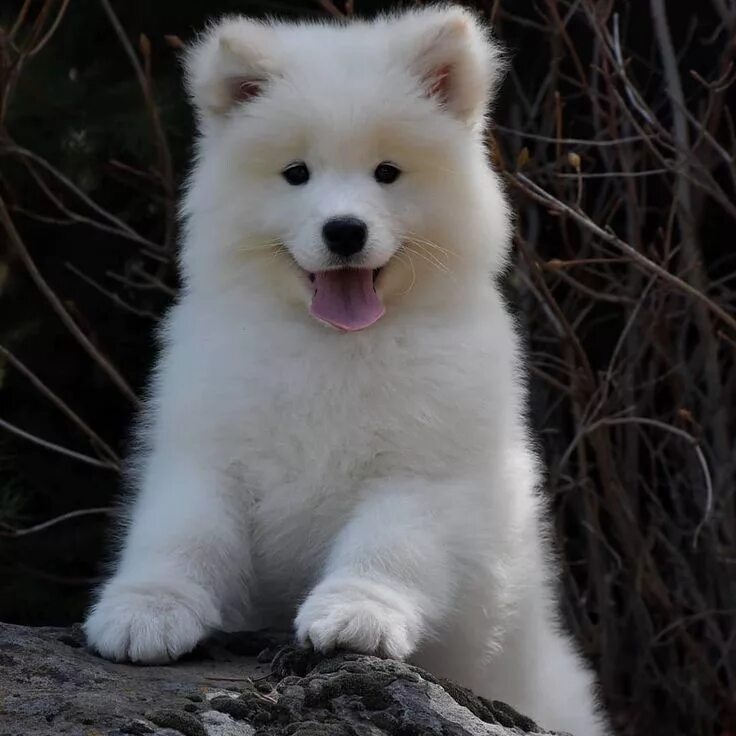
218, 331, 494, 601
232, 370, 404, 601
238, 368, 409, 492
230, 341, 485, 492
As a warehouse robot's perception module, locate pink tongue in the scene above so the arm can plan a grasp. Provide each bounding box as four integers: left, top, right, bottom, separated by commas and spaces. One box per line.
310, 269, 385, 332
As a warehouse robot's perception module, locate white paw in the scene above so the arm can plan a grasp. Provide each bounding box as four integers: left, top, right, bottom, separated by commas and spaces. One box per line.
84, 578, 221, 664
295, 577, 421, 660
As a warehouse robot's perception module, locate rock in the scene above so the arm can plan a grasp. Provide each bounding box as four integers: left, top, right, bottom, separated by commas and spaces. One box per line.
0, 623, 562, 736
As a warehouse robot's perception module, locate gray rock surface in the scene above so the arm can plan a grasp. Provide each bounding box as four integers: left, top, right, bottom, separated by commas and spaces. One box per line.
0, 623, 559, 736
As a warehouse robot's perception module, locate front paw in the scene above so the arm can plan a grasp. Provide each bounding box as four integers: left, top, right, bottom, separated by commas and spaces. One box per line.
295, 577, 422, 660
84, 578, 221, 664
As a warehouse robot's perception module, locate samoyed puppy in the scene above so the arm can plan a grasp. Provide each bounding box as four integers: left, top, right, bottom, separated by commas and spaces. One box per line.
85, 7, 608, 734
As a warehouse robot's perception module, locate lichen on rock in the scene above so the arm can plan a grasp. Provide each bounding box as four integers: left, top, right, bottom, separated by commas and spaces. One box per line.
0, 623, 563, 736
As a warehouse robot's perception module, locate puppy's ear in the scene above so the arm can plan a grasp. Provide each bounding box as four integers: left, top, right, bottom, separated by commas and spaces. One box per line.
402, 8, 504, 128
183, 17, 280, 120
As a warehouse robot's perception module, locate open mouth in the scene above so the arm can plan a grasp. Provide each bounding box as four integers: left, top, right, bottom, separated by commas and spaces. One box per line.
307, 267, 385, 332
307, 268, 382, 284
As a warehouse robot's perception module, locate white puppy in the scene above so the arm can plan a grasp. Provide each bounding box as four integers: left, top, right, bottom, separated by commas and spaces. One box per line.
85, 8, 608, 734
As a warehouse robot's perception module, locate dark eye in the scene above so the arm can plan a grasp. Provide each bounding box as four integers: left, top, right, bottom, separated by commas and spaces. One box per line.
282, 162, 310, 186
374, 162, 401, 184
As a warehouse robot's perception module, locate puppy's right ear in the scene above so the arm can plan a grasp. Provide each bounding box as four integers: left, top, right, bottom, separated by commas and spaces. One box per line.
183, 17, 280, 120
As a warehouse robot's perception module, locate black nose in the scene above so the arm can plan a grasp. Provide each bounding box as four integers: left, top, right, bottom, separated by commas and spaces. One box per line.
322, 216, 367, 258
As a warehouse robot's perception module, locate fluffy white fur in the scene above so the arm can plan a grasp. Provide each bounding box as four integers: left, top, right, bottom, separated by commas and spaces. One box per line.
84, 8, 608, 735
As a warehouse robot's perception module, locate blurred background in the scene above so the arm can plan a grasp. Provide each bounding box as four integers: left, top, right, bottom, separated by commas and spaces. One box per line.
0, 1, 734, 734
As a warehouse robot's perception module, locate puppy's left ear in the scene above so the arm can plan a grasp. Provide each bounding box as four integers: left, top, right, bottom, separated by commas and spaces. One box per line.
402, 8, 504, 128
183, 16, 281, 123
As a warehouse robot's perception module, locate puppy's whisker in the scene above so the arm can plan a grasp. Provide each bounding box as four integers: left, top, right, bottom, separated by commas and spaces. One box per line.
405, 240, 451, 268
389, 249, 415, 296
404, 232, 456, 258
405, 236, 458, 268
402, 243, 442, 267
402, 242, 451, 275
269, 245, 290, 263
396, 250, 417, 296
402, 248, 451, 279
235, 240, 284, 254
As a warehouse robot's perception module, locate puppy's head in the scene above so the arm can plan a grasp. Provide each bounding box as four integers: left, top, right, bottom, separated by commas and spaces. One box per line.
183, 8, 508, 331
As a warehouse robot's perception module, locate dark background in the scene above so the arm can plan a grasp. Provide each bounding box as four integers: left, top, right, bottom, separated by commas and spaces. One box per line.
1, 1, 734, 735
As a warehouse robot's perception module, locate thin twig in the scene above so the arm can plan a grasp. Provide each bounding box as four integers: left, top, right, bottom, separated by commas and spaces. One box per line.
0, 418, 118, 471
584, 416, 714, 545
1, 507, 115, 537
0, 194, 140, 406
0, 344, 122, 467
98, 0, 176, 252
509, 173, 736, 333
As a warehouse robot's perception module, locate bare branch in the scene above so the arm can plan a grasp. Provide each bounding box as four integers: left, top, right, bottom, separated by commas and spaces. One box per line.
0, 344, 122, 468
0, 194, 141, 406
510, 172, 736, 334
0, 418, 118, 471
0, 507, 115, 537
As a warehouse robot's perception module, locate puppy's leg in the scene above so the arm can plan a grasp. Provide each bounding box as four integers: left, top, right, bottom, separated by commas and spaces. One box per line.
485, 596, 610, 736
295, 479, 455, 660
84, 451, 250, 664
